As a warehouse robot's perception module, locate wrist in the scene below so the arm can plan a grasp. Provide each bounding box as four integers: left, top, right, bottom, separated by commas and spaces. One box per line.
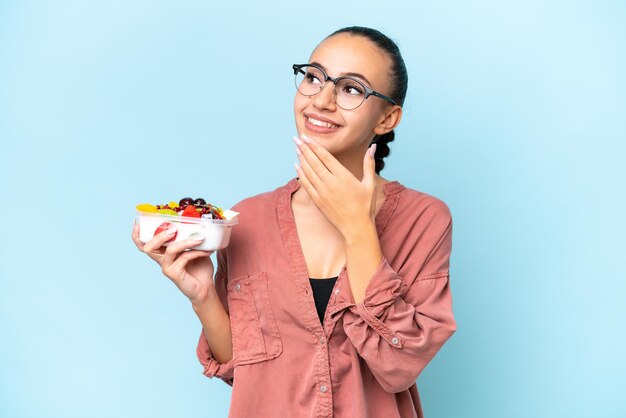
343, 218, 378, 247
191, 286, 219, 312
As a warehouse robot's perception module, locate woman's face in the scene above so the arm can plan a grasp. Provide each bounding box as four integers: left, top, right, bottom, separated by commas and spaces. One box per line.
294, 33, 399, 158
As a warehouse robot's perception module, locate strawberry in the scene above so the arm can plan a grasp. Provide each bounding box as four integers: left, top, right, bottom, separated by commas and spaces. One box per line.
153, 222, 177, 242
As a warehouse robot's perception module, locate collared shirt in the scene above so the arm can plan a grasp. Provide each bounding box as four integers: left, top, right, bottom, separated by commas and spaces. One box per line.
197, 177, 457, 418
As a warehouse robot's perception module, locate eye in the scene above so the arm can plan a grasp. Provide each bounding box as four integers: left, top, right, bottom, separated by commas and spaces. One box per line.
341, 82, 364, 96
304, 71, 322, 86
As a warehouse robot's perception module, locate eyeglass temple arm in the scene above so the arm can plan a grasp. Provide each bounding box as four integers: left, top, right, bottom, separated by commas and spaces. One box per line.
369, 90, 398, 106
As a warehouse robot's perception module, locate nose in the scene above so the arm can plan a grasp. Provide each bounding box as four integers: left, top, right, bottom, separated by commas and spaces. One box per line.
311, 81, 337, 111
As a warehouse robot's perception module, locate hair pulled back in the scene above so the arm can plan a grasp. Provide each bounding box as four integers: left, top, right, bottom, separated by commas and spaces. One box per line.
326, 26, 408, 174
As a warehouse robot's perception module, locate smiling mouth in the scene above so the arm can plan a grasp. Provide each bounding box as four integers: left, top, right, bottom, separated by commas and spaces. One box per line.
305, 115, 341, 129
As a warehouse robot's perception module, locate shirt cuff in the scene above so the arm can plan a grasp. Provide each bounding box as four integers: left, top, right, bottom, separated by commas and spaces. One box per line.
196, 329, 235, 386
333, 256, 406, 314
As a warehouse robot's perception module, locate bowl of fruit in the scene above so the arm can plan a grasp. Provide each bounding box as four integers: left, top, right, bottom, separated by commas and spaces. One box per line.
135, 197, 239, 251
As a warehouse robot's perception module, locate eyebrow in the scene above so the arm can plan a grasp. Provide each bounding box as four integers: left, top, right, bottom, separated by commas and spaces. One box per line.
309, 61, 373, 87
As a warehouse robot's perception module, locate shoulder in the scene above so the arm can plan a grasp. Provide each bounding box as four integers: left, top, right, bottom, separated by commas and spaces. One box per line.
388, 184, 453, 253
394, 183, 452, 224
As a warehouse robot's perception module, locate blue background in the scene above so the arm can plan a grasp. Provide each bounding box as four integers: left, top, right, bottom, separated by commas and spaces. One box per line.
1, 1, 624, 417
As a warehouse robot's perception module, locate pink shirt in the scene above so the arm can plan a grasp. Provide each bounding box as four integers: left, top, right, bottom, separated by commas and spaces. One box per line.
197, 177, 457, 418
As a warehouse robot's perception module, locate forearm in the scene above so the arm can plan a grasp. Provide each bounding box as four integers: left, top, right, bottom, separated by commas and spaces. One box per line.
344, 219, 384, 304
192, 288, 233, 364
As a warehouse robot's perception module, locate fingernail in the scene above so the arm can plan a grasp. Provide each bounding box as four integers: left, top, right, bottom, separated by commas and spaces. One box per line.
301, 134, 311, 143
166, 228, 177, 235
369, 144, 377, 157
295, 146, 302, 155
294, 162, 300, 171
292, 136, 302, 145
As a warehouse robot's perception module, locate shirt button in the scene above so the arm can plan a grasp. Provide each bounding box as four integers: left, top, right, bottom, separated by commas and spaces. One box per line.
334, 289, 339, 295
235, 284, 241, 291
320, 384, 328, 393
319, 336, 325, 344
391, 337, 399, 345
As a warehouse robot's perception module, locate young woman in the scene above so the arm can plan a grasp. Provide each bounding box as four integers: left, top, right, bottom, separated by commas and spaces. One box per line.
132, 26, 457, 418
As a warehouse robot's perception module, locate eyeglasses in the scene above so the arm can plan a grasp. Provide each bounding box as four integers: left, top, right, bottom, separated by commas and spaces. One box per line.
292, 63, 398, 110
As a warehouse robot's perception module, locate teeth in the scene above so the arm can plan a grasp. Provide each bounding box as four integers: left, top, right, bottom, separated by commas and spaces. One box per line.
307, 116, 339, 129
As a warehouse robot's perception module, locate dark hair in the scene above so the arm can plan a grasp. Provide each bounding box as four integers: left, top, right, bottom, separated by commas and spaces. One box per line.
326, 26, 408, 174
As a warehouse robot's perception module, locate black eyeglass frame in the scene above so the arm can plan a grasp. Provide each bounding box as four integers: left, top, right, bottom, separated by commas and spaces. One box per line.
292, 63, 399, 109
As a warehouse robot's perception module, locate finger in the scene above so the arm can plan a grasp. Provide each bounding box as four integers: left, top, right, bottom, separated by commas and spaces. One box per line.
294, 162, 321, 204
296, 144, 325, 192
362, 143, 377, 188
300, 134, 349, 176
293, 136, 331, 182
131, 222, 145, 251
162, 236, 206, 266
143, 226, 178, 253
166, 250, 214, 283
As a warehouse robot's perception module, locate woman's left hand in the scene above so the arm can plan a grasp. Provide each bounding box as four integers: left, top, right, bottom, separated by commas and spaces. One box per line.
293, 134, 378, 240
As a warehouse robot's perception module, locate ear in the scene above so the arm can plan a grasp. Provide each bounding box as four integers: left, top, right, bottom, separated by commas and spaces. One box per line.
373, 105, 403, 136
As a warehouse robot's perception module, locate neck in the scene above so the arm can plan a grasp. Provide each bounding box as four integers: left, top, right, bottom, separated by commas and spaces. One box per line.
335, 147, 368, 182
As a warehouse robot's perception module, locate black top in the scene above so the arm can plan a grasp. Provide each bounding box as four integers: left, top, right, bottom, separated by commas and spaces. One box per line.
309, 276, 338, 324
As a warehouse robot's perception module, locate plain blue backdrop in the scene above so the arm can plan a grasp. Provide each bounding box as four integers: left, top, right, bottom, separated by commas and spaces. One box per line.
1, 1, 625, 417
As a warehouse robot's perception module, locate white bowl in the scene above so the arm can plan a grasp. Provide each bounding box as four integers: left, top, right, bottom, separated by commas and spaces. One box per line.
136, 210, 238, 251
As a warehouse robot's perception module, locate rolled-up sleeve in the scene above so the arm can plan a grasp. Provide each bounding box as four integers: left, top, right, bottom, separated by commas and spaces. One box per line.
195, 249, 235, 386
197, 329, 234, 385
339, 200, 457, 393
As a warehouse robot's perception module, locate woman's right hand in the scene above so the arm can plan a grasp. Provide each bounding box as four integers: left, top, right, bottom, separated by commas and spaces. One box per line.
131, 222, 216, 306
